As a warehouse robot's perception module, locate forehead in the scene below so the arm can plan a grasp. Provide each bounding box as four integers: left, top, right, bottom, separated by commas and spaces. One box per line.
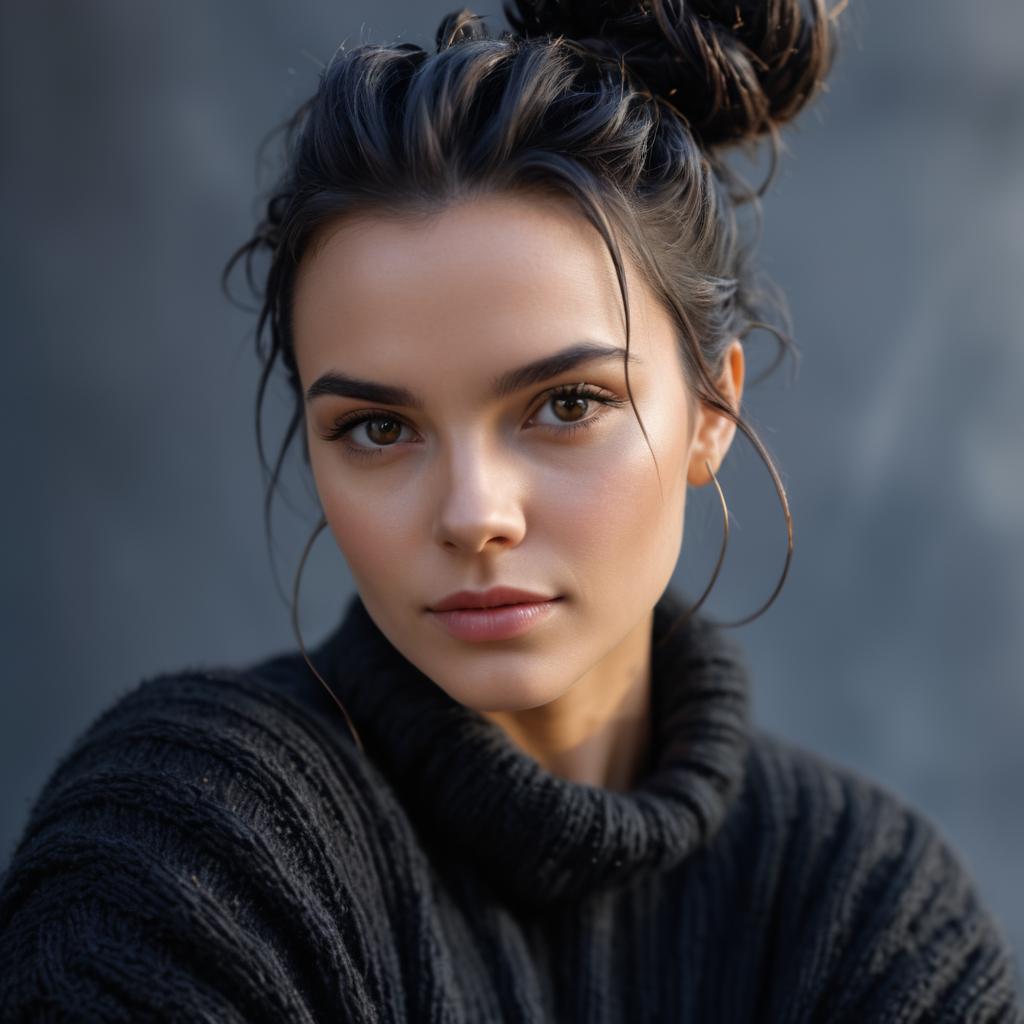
291, 191, 666, 378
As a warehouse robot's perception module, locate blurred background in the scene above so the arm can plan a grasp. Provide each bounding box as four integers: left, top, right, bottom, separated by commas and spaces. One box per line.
2, 0, 1022, 974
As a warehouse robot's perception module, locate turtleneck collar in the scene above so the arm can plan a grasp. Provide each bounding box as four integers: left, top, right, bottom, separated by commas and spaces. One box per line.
310, 585, 751, 908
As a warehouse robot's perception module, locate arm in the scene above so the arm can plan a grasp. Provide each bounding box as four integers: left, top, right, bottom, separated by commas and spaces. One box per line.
769, 764, 1023, 1022
0, 671, 383, 1023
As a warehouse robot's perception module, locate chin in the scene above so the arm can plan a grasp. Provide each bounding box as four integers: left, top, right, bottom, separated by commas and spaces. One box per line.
431, 670, 565, 714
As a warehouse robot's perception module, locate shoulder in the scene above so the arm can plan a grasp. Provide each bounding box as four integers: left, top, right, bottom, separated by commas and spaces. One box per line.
719, 727, 1024, 1021
739, 725, 920, 845
8, 648, 393, 870
14, 654, 372, 832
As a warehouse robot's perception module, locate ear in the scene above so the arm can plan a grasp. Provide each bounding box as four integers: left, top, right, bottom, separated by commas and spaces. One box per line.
686, 339, 745, 487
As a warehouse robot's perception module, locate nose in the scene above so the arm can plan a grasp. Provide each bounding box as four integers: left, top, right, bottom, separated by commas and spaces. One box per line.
432, 436, 526, 554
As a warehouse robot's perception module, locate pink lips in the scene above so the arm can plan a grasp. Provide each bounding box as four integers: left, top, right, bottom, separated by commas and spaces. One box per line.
427, 586, 561, 642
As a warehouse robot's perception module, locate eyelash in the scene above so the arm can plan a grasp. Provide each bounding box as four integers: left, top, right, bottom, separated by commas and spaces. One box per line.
319, 382, 628, 459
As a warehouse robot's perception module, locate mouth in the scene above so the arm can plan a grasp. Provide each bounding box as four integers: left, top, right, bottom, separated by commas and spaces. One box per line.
427, 596, 562, 643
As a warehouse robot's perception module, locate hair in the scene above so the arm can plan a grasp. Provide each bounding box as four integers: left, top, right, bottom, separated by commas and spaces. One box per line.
223, 0, 845, 641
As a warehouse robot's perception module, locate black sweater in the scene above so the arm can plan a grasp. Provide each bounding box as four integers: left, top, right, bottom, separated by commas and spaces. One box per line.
1, 587, 1021, 1021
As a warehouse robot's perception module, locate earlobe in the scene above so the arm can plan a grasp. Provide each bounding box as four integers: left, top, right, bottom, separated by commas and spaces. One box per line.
686, 436, 720, 488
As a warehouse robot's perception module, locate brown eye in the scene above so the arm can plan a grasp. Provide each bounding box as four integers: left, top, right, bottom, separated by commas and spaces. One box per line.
529, 383, 627, 436
320, 409, 416, 456
551, 396, 588, 422
364, 417, 403, 445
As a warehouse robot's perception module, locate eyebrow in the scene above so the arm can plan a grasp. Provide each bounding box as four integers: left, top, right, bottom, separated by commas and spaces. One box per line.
304, 341, 639, 407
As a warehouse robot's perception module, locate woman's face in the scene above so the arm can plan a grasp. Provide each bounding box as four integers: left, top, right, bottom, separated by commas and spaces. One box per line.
292, 191, 741, 712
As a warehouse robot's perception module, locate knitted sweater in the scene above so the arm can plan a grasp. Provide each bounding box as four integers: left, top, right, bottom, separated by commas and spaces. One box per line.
1, 588, 1021, 1022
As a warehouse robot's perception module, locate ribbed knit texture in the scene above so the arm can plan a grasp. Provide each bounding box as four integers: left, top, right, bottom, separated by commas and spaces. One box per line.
1, 586, 1021, 1022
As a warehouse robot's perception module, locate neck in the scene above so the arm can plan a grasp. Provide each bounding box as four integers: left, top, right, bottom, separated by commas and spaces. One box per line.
478, 606, 654, 791
309, 585, 752, 906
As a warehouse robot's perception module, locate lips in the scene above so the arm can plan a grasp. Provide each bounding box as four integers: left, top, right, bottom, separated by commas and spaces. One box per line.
429, 586, 556, 613
427, 590, 562, 642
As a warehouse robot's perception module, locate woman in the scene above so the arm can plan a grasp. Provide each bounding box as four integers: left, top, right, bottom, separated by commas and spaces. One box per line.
1, 1, 1021, 1020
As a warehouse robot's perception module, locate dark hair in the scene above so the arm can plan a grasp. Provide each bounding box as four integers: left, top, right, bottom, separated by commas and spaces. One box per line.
223, 0, 844, 632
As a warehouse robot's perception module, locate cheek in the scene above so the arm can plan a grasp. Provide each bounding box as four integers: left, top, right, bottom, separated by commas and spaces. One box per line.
317, 477, 409, 593
309, 432, 416, 585
537, 416, 689, 566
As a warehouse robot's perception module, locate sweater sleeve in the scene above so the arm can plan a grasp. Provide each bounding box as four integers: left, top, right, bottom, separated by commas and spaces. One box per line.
0, 669, 393, 1023
761, 739, 1024, 1023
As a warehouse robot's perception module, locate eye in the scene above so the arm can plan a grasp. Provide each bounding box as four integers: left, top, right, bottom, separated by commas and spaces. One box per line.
318, 412, 415, 458
527, 383, 627, 434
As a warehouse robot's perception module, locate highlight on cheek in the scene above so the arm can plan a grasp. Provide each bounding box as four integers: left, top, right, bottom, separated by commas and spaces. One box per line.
316, 382, 630, 459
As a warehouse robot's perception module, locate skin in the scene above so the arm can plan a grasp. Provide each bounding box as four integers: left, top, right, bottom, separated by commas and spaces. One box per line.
292, 191, 744, 792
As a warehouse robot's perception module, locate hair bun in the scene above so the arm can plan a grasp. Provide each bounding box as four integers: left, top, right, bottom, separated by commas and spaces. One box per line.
502, 0, 842, 148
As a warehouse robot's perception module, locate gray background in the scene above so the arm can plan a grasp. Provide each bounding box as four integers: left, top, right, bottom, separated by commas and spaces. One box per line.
2, 0, 1022, 976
